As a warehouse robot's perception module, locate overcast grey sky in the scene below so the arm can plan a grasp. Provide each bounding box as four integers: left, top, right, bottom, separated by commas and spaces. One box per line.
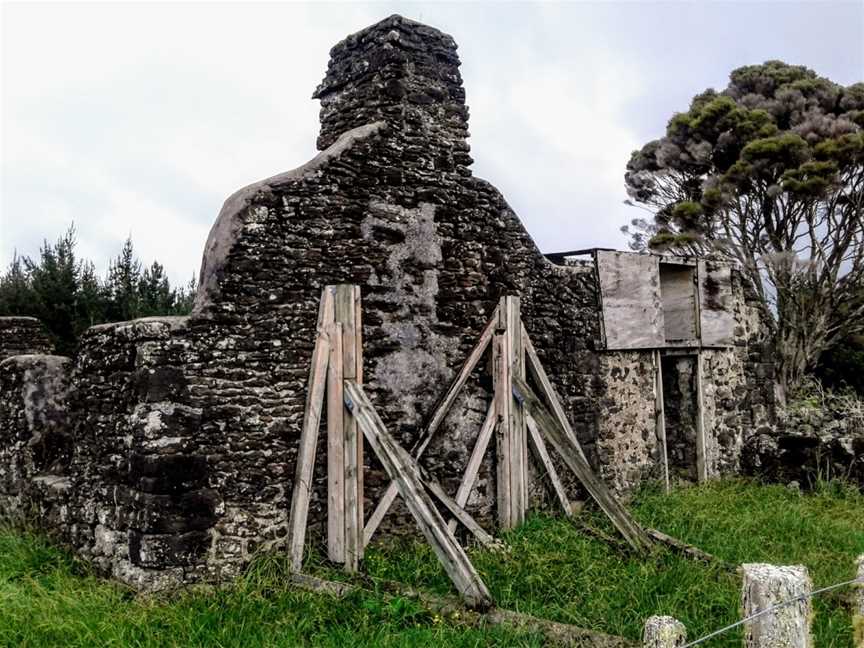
2, 1, 862, 285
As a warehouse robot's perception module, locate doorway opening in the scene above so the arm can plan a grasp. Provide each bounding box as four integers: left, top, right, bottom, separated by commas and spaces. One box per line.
660, 354, 700, 482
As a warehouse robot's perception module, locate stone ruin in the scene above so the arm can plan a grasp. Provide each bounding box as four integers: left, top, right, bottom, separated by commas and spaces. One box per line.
0, 15, 780, 591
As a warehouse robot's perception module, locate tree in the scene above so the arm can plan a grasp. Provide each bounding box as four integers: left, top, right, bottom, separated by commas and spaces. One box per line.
624, 61, 864, 398
25, 226, 82, 355
0, 225, 196, 353
106, 236, 142, 322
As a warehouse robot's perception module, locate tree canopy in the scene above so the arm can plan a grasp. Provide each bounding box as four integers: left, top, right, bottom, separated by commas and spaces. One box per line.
623, 61, 864, 395
0, 225, 196, 355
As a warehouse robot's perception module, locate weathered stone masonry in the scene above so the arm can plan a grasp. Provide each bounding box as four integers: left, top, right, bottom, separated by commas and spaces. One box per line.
0, 15, 776, 590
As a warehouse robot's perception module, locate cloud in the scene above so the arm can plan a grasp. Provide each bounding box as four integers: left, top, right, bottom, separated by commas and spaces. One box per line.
2, 2, 861, 285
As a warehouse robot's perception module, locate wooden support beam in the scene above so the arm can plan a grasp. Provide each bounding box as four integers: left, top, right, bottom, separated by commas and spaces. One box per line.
344, 380, 492, 610
421, 476, 503, 550
695, 352, 708, 483
653, 350, 670, 493
326, 321, 345, 562
506, 296, 528, 525
447, 401, 497, 533
512, 373, 652, 553
493, 299, 513, 530
646, 528, 737, 572
526, 414, 572, 516
335, 285, 362, 571
289, 572, 636, 648
363, 309, 498, 547
287, 287, 334, 571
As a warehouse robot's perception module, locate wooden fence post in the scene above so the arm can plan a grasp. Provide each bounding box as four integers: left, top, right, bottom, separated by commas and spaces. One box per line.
741, 563, 813, 648
854, 555, 863, 648
643, 616, 686, 648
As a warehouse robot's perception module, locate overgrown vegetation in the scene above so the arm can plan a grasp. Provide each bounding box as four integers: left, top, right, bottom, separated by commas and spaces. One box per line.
2, 480, 861, 647
0, 225, 196, 355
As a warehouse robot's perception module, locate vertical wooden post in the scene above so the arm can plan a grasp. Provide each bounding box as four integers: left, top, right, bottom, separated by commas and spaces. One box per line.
854, 555, 864, 648
335, 284, 363, 572
326, 319, 345, 563
353, 285, 364, 561
695, 351, 708, 483
643, 616, 686, 648
493, 298, 513, 530
653, 350, 670, 493
742, 563, 813, 648
507, 296, 528, 524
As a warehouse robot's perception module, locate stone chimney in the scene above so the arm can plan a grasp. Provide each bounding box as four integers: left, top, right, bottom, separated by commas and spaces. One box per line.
313, 14, 471, 168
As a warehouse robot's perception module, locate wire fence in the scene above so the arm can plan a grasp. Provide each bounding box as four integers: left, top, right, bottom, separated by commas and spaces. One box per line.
678, 576, 863, 648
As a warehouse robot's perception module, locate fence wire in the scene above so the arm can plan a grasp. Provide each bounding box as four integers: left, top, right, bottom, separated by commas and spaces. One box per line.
679, 576, 863, 648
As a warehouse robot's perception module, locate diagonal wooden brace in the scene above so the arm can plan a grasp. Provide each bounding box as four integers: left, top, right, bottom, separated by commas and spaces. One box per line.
344, 380, 493, 610
512, 373, 652, 553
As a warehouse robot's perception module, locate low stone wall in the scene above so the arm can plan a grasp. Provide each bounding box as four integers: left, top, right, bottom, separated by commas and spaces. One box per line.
0, 354, 71, 527
744, 404, 864, 488
63, 316, 218, 590
0, 317, 54, 359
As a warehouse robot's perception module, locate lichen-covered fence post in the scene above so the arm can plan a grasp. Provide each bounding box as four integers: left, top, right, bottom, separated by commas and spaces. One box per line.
741, 563, 813, 648
854, 555, 864, 648
642, 615, 686, 648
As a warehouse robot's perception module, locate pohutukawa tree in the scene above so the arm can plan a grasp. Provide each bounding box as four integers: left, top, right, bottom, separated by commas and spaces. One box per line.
623, 61, 864, 397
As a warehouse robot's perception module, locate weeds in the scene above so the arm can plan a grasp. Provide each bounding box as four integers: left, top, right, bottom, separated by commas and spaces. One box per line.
1, 479, 862, 647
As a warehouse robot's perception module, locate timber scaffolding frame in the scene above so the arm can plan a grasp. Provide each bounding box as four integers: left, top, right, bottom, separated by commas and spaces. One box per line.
287, 285, 653, 609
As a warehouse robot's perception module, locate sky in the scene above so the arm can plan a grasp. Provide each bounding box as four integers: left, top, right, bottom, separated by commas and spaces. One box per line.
1, 1, 862, 286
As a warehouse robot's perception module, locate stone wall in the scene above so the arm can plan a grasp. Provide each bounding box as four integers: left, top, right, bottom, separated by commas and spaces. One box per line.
0, 317, 54, 359
744, 402, 864, 488
0, 354, 71, 527
0, 14, 778, 590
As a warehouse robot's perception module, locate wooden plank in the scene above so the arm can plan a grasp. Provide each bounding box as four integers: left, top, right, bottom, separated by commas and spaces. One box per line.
506, 296, 527, 525
695, 351, 708, 483
326, 322, 345, 562
698, 260, 735, 347
493, 298, 513, 530
288, 572, 636, 648
363, 308, 498, 546
512, 372, 652, 553
658, 263, 699, 343
421, 476, 502, 550
287, 287, 334, 571
646, 528, 737, 572
335, 285, 361, 572
525, 414, 572, 516
447, 401, 496, 533
654, 350, 670, 494
353, 285, 364, 560
344, 380, 492, 609
595, 250, 665, 350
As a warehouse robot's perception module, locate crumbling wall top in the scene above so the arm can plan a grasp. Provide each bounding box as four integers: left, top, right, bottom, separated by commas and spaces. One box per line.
312, 14, 469, 153
0, 316, 54, 360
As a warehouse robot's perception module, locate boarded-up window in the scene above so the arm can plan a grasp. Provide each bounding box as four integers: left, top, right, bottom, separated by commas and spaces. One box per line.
659, 263, 698, 343
596, 251, 664, 349
698, 260, 735, 347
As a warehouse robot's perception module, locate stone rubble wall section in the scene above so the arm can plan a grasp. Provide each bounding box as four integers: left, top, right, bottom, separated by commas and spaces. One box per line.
0, 354, 71, 527
0, 317, 54, 359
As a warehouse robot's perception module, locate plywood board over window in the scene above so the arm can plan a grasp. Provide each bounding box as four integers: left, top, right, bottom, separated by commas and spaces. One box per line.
659, 263, 699, 344
595, 251, 665, 350
698, 260, 735, 347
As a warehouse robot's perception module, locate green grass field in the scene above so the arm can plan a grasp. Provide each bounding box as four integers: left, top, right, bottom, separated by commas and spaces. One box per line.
1, 479, 862, 647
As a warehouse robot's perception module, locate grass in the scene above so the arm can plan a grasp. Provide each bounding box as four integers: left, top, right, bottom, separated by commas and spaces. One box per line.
1, 479, 862, 647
